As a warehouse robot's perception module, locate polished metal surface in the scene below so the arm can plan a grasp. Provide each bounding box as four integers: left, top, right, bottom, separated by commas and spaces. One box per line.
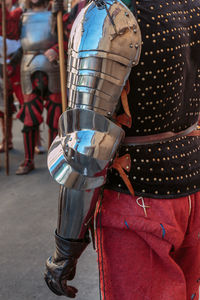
47, 0, 142, 240
21, 11, 57, 51
48, 0, 141, 188
47, 108, 124, 189
21, 54, 60, 94
57, 186, 99, 239
20, 11, 60, 94
67, 0, 142, 115
47, 135, 106, 189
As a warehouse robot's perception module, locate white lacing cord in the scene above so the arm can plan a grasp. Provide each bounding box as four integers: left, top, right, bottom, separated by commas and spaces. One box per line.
136, 196, 150, 217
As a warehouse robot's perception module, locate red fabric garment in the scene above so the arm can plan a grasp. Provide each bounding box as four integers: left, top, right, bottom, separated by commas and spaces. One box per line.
17, 93, 43, 127
96, 189, 200, 300
45, 92, 62, 130
17, 91, 62, 130
8, 64, 24, 105
52, 1, 87, 55
23, 129, 38, 162
17, 71, 62, 130
0, 7, 22, 40
51, 12, 75, 55
51, 41, 68, 56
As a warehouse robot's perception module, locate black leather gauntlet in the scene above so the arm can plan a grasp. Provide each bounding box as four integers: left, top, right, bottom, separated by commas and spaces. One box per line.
44, 231, 90, 298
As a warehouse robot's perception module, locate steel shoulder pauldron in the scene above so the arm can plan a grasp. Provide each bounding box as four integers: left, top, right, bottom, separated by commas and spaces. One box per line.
48, 0, 141, 190
67, 0, 141, 116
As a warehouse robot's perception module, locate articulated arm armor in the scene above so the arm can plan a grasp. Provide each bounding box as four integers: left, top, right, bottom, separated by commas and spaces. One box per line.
47, 0, 141, 238
45, 0, 141, 297
48, 0, 141, 238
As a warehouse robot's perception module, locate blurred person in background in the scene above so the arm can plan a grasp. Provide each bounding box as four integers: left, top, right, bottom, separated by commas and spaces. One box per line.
0, 0, 63, 174
0, 0, 22, 153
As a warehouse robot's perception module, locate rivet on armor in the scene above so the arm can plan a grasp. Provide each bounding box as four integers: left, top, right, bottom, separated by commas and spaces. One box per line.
129, 43, 133, 48
118, 184, 122, 187
135, 43, 139, 48
125, 12, 129, 17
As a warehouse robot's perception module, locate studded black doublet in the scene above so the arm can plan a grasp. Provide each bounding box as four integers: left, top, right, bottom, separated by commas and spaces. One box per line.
106, 0, 200, 198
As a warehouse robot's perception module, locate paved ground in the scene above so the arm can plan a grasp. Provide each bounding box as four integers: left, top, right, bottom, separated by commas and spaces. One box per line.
0, 116, 99, 300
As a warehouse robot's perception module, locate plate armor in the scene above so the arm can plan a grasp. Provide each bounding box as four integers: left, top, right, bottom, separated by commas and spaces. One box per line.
20, 11, 61, 94
48, 0, 142, 239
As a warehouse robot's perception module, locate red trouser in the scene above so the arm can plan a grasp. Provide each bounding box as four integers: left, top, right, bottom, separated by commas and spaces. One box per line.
15, 72, 62, 163
96, 189, 200, 300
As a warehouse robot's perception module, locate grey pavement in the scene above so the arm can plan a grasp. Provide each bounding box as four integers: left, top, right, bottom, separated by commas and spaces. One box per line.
0, 116, 100, 300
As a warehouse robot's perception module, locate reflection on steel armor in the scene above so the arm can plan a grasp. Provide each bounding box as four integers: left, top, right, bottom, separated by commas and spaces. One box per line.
67, 0, 142, 116
48, 0, 142, 188
48, 108, 124, 189
57, 186, 100, 239
20, 11, 60, 94
47, 0, 142, 239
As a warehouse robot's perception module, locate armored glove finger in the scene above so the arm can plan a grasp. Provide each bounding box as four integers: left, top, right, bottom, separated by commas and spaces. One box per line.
44, 231, 90, 298
44, 259, 78, 298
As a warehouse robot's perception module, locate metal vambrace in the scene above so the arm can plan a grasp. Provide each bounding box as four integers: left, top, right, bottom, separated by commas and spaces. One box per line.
44, 186, 98, 297
45, 0, 141, 296
57, 186, 100, 240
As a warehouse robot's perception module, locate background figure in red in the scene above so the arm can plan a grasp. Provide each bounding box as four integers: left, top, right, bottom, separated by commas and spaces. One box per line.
0, 0, 63, 174
0, 0, 22, 153
0, 63, 16, 153
0, 50, 23, 152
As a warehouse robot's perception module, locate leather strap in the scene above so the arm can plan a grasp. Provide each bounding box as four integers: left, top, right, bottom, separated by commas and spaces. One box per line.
110, 154, 134, 196
116, 80, 132, 128
111, 125, 200, 196
187, 125, 200, 136
123, 123, 199, 146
